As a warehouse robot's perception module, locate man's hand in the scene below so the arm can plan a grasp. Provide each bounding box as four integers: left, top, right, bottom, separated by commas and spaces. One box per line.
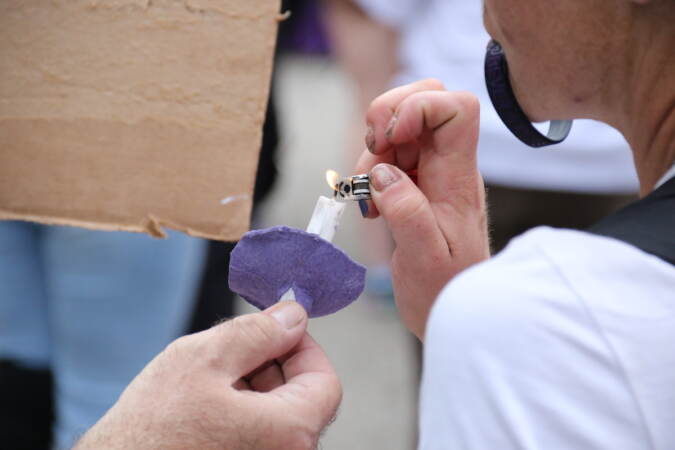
75, 301, 341, 450
357, 79, 490, 340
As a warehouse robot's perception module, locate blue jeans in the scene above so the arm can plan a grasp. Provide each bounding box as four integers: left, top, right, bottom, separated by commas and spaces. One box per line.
0, 222, 206, 449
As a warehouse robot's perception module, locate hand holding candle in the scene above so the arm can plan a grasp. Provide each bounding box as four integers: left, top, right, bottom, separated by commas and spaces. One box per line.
277, 195, 346, 302
229, 176, 367, 318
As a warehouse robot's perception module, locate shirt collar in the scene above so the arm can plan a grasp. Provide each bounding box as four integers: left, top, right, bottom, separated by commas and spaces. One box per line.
654, 163, 675, 190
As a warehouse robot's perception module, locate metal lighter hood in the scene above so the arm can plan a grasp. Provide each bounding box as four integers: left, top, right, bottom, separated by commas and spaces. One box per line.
334, 174, 371, 201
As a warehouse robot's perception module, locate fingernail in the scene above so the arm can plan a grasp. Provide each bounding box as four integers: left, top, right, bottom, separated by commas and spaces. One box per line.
365, 125, 376, 153
384, 113, 398, 139
358, 199, 369, 218
269, 301, 305, 329
370, 164, 400, 192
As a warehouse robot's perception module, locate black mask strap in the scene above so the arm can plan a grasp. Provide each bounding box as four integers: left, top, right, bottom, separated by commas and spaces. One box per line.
484, 40, 572, 148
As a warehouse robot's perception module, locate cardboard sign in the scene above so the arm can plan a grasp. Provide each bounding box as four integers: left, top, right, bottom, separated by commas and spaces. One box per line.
0, 0, 280, 241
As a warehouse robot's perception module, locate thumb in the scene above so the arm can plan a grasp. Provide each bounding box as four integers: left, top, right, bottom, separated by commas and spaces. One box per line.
369, 163, 450, 266
210, 301, 308, 380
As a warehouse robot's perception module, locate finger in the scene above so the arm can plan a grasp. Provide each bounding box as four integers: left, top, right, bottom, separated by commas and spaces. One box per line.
355, 150, 392, 219
207, 301, 308, 381
248, 361, 285, 393
393, 141, 421, 173
366, 79, 446, 155
233, 378, 251, 391
273, 334, 342, 428
354, 147, 421, 220
387, 90, 481, 205
355, 146, 395, 175
369, 163, 450, 266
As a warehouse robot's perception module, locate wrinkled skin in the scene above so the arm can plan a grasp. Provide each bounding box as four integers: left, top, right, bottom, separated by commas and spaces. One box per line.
75, 302, 341, 450
355, 80, 490, 340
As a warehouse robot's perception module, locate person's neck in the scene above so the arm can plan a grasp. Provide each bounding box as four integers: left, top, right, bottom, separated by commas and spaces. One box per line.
625, 63, 675, 195
603, 7, 675, 196
629, 87, 675, 195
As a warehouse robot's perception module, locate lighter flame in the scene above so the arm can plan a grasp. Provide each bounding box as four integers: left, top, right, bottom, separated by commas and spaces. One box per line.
325, 170, 340, 191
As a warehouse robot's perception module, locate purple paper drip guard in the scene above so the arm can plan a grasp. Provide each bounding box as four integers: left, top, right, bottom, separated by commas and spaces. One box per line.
229, 226, 366, 318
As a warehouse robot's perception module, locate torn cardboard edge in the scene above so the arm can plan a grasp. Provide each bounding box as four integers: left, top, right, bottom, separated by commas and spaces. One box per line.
0, 210, 245, 240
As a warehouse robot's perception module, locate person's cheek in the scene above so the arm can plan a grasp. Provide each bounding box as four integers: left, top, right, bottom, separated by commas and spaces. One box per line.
483, 0, 498, 41
482, 1, 497, 39
482, 0, 517, 49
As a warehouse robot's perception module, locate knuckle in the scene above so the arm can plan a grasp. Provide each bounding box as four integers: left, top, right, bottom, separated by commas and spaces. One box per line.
257, 413, 318, 450
157, 335, 199, 373
368, 94, 393, 121
307, 377, 343, 427
455, 91, 481, 116
419, 78, 446, 90
335, 377, 344, 405
388, 191, 429, 226
283, 415, 329, 450
229, 313, 280, 346
282, 431, 317, 450
323, 375, 343, 418
165, 334, 194, 356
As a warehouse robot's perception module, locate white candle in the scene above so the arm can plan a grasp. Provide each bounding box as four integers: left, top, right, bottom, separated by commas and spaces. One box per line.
306, 196, 346, 242
279, 196, 346, 302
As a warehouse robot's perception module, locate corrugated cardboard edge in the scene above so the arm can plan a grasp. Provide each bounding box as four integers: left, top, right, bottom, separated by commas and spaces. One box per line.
0, 210, 232, 240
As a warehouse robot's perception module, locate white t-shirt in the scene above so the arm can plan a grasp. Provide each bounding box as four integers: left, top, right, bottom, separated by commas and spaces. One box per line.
353, 0, 639, 193
419, 227, 675, 449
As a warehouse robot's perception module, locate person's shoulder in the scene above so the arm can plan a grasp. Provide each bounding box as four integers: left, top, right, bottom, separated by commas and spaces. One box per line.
514, 226, 675, 312
427, 225, 675, 360
420, 227, 671, 448
436, 226, 675, 310
427, 227, 586, 350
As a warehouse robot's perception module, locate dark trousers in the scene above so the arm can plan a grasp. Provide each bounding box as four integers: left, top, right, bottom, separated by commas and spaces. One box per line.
0, 361, 54, 449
